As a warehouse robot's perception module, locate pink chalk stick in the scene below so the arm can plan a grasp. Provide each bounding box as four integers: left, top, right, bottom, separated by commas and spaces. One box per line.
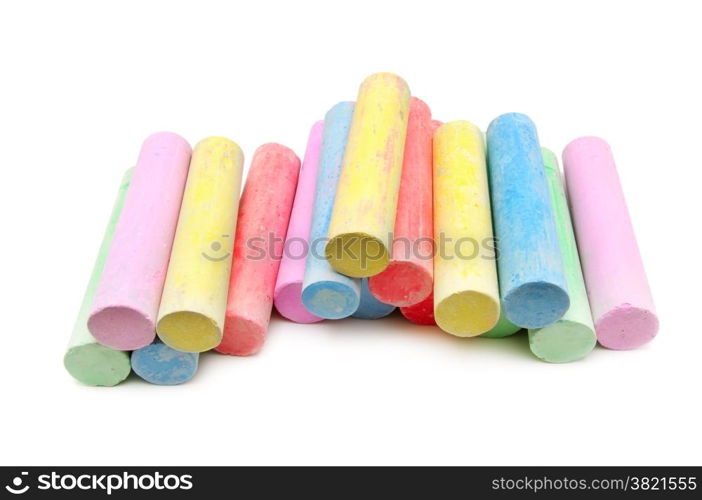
274, 122, 324, 324
368, 98, 434, 307
218, 143, 301, 356
88, 132, 191, 350
563, 137, 658, 350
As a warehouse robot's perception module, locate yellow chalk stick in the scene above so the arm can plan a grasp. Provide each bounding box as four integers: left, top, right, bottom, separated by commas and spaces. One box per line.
433, 121, 500, 336
157, 137, 244, 352
326, 73, 411, 278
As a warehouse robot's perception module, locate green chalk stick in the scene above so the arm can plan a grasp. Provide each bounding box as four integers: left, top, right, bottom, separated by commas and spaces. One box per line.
64, 169, 133, 386
481, 309, 522, 338
528, 149, 596, 363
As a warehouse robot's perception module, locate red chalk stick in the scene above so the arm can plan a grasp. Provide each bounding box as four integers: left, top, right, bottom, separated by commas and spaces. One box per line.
368, 98, 434, 307
217, 144, 300, 356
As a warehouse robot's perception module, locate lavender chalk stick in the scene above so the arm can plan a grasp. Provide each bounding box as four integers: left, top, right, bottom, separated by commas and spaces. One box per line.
274, 121, 325, 324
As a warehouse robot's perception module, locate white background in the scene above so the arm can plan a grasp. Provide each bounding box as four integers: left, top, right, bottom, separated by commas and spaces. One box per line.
1, 0, 700, 466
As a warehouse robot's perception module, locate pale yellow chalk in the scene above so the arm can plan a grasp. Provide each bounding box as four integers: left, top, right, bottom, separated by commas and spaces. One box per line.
326, 73, 411, 278
157, 137, 244, 352
433, 121, 500, 336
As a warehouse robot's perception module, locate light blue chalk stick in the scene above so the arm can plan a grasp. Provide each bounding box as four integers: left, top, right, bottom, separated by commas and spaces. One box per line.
302, 102, 361, 319
131, 339, 199, 385
486, 113, 569, 329
352, 279, 396, 319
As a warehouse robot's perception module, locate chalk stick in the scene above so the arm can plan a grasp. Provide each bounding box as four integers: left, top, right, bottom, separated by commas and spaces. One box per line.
156, 137, 244, 352
302, 102, 361, 319
326, 73, 411, 277
368, 97, 433, 306
399, 292, 435, 326
217, 144, 301, 356
64, 169, 133, 386
274, 122, 325, 324
88, 132, 191, 350
433, 121, 500, 336
563, 137, 658, 349
528, 148, 596, 362
480, 310, 522, 338
352, 279, 396, 319
131, 339, 198, 385
486, 113, 569, 328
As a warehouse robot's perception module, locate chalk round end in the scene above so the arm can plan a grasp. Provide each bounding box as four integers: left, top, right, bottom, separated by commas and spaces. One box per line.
302, 281, 360, 319
217, 316, 266, 356
325, 233, 389, 278
529, 320, 597, 363
131, 341, 199, 385
64, 344, 131, 387
596, 305, 659, 350
367, 261, 432, 307
503, 282, 570, 329
88, 306, 155, 350
435, 291, 500, 337
157, 311, 221, 353
274, 281, 324, 324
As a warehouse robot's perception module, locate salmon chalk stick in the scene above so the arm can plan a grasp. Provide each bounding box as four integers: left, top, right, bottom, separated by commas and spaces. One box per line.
218, 144, 301, 356
326, 73, 411, 278
274, 121, 325, 324
302, 102, 361, 319
352, 279, 396, 319
132, 339, 199, 385
64, 169, 133, 386
88, 132, 191, 350
433, 121, 500, 336
400, 292, 435, 325
528, 148, 596, 362
156, 137, 244, 352
368, 97, 433, 307
486, 113, 569, 329
563, 137, 658, 349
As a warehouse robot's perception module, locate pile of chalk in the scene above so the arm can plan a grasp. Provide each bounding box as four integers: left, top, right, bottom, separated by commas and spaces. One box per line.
64, 73, 658, 387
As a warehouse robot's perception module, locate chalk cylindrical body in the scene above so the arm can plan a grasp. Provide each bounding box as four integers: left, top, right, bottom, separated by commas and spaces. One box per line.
352, 279, 396, 319
399, 292, 435, 325
218, 144, 300, 356
64, 169, 133, 386
480, 310, 521, 338
88, 132, 191, 350
528, 148, 596, 362
274, 121, 325, 324
563, 137, 658, 349
156, 137, 244, 352
326, 73, 411, 277
368, 97, 433, 306
486, 113, 569, 329
302, 102, 361, 319
131, 339, 199, 385
433, 121, 500, 336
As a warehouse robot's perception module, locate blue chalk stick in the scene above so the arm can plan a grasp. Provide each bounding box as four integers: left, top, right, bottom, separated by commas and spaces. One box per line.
131, 339, 199, 385
486, 113, 569, 328
302, 102, 361, 319
352, 279, 396, 319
